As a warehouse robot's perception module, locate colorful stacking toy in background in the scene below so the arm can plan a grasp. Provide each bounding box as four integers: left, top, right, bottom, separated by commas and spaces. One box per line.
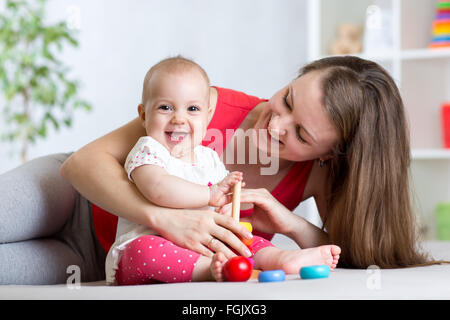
430, 1, 450, 48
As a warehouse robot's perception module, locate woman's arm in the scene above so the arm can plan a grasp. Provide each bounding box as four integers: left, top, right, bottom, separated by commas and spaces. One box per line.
284, 211, 330, 249
60, 117, 154, 226
60, 117, 253, 258
61, 117, 154, 225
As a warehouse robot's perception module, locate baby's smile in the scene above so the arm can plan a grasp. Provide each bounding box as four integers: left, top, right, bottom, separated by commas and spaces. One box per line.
165, 130, 190, 143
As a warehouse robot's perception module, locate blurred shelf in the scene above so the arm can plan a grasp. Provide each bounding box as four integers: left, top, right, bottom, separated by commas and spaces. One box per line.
318, 52, 394, 62
401, 48, 450, 61
326, 48, 450, 62
412, 148, 450, 160
356, 51, 396, 62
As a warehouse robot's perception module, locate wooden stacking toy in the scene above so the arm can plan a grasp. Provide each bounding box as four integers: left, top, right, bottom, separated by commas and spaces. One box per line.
223, 256, 253, 282
299, 265, 331, 279
223, 181, 255, 281
223, 181, 332, 282
231, 181, 253, 246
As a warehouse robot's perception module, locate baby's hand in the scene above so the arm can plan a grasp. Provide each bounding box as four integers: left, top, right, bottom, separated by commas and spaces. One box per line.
208, 171, 244, 207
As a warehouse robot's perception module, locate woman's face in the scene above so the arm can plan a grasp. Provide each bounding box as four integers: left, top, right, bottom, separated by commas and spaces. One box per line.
253, 70, 339, 163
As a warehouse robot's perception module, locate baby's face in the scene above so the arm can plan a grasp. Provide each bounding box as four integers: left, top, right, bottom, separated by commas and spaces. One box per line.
140, 69, 211, 157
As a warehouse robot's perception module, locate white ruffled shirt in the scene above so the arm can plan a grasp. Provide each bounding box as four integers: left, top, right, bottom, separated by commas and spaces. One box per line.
105, 136, 229, 284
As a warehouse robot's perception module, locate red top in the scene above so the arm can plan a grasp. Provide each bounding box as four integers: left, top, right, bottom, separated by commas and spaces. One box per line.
91, 87, 314, 252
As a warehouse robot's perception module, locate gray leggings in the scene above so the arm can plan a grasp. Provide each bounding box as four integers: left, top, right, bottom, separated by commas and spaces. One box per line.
0, 153, 106, 284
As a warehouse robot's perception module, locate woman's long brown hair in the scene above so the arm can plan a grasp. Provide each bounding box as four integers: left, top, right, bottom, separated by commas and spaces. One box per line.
301, 56, 447, 268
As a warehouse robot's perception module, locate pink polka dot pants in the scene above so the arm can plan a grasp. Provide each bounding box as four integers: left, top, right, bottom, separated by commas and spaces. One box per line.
116, 235, 200, 285
116, 234, 274, 285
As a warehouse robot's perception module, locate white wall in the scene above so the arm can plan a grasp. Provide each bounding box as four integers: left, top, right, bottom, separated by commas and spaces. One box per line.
0, 0, 308, 173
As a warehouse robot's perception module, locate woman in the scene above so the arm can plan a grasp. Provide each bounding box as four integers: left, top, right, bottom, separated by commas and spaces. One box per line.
61, 56, 431, 269
0, 56, 430, 285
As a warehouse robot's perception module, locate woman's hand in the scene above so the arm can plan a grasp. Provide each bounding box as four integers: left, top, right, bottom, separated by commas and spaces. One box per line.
151, 208, 254, 259
233, 188, 298, 236
233, 188, 330, 249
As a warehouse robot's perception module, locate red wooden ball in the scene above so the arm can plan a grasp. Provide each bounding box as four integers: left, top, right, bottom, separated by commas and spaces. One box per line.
223, 256, 253, 282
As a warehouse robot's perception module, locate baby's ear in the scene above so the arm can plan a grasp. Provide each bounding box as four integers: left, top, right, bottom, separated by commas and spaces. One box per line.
207, 105, 214, 122
137, 104, 146, 125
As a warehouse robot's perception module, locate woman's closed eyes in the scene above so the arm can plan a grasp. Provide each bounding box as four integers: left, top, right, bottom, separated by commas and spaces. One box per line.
282, 93, 308, 144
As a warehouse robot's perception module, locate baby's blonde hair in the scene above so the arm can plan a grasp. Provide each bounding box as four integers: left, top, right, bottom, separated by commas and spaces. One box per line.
141, 55, 210, 105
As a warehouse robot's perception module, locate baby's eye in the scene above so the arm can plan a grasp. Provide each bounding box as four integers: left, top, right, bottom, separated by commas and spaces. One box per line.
188, 105, 200, 112
158, 105, 172, 111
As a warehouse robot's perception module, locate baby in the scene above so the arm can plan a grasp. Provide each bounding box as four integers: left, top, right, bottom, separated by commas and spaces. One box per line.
105, 56, 247, 285
105, 56, 340, 285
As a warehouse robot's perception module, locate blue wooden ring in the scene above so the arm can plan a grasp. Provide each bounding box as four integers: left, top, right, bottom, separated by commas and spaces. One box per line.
258, 270, 286, 282
299, 265, 330, 279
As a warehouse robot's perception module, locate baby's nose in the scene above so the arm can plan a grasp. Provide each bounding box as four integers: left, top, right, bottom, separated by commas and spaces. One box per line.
170, 114, 187, 124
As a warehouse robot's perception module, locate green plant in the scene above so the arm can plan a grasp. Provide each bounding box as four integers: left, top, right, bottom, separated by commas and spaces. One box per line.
0, 0, 91, 162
